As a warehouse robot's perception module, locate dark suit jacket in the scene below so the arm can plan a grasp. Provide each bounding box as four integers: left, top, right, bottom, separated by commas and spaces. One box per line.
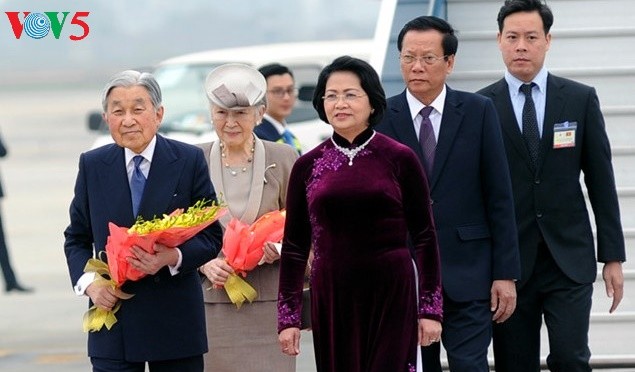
64, 134, 223, 361
254, 118, 302, 155
478, 74, 626, 287
376, 87, 520, 302
254, 118, 283, 142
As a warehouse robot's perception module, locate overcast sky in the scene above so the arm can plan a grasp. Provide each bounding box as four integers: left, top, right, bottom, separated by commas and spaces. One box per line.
0, 0, 381, 87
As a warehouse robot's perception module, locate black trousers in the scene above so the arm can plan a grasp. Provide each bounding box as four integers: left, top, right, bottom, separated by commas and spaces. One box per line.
421, 296, 492, 372
91, 354, 204, 372
493, 242, 592, 372
0, 210, 17, 289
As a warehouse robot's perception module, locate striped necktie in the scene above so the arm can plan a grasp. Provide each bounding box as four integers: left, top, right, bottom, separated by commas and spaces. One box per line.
418, 106, 436, 176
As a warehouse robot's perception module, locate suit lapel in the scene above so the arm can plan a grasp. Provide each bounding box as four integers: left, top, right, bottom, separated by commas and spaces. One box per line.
430, 87, 462, 190
241, 137, 265, 224
389, 92, 425, 162
100, 145, 135, 225
489, 79, 534, 173
140, 135, 183, 219
259, 119, 281, 141
539, 74, 565, 172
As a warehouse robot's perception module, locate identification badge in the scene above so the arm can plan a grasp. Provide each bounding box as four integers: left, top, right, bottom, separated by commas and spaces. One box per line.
553, 121, 577, 149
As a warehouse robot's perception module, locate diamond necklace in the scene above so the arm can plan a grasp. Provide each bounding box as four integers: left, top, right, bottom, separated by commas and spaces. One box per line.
330, 130, 376, 166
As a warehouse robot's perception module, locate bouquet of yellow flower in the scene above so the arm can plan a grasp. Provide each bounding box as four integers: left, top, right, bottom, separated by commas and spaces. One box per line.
82, 199, 226, 332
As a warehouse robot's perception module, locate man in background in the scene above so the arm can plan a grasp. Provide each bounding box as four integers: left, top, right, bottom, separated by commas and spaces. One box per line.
477, 1, 625, 370
0, 130, 32, 293
254, 63, 303, 155
376, 15, 520, 372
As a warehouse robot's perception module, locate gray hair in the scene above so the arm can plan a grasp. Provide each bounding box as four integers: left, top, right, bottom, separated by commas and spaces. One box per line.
101, 70, 162, 112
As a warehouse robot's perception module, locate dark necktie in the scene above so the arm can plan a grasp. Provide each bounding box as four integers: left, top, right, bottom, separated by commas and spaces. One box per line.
520, 83, 540, 166
130, 155, 146, 217
418, 106, 435, 176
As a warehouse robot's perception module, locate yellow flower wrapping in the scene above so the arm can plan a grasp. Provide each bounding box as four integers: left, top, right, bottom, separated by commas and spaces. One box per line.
81, 258, 134, 332
224, 273, 258, 309
81, 199, 224, 331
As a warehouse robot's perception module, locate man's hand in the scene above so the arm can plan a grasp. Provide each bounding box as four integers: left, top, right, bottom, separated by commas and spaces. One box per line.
85, 283, 121, 311
127, 244, 178, 275
603, 261, 624, 313
491, 279, 517, 323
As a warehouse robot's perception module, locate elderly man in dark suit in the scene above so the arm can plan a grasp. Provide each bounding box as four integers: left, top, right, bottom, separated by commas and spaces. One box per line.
477, 1, 625, 371
376, 16, 520, 372
64, 70, 223, 372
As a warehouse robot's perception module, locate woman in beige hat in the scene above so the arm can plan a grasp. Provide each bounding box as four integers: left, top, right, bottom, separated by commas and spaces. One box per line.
198, 63, 299, 371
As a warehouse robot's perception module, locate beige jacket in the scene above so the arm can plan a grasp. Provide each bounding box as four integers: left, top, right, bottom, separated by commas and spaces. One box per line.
198, 138, 298, 303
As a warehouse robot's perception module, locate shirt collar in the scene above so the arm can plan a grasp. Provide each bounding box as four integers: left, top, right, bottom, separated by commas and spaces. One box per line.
124, 135, 157, 165
406, 85, 446, 121
505, 67, 548, 97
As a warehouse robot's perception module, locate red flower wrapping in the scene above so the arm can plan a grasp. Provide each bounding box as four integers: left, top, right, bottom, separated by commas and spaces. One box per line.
105, 205, 226, 287
222, 209, 286, 276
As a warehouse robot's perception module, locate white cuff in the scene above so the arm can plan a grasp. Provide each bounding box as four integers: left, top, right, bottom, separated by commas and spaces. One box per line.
168, 248, 183, 276
74, 272, 96, 296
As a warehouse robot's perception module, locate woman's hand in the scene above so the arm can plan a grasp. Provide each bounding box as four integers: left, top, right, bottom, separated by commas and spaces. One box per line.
199, 258, 234, 287
418, 318, 442, 347
261, 242, 281, 264
279, 327, 301, 356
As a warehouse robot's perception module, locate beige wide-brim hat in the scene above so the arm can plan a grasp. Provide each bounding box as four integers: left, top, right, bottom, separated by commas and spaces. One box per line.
204, 63, 267, 110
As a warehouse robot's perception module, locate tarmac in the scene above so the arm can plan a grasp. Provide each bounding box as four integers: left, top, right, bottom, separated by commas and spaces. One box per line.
1, 86, 633, 372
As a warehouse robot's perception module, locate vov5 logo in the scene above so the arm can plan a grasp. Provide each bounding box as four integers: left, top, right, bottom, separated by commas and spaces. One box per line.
5, 12, 90, 40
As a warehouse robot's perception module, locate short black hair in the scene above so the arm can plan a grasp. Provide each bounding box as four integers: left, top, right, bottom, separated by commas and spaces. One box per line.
397, 15, 458, 57
497, 0, 554, 34
258, 63, 294, 80
312, 56, 386, 127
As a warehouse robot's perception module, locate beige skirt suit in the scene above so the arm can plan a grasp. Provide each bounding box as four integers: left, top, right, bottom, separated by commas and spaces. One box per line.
199, 138, 298, 372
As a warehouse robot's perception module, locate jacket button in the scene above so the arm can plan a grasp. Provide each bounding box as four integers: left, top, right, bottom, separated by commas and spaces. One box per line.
536, 212, 543, 218
154, 277, 160, 283
430, 199, 434, 205
534, 179, 541, 184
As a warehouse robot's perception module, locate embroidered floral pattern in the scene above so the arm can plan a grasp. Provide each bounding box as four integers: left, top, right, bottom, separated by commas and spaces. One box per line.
306, 147, 344, 200
278, 292, 302, 329
419, 287, 443, 319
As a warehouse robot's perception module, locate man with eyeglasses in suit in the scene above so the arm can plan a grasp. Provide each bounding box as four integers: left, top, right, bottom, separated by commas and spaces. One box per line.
254, 63, 303, 155
376, 15, 520, 372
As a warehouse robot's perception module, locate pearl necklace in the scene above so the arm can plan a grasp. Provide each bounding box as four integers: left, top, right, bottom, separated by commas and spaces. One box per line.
220, 139, 255, 176
330, 131, 376, 166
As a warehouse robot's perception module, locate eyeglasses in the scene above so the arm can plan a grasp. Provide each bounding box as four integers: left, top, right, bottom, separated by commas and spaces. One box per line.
268, 87, 298, 98
400, 54, 449, 65
322, 92, 367, 103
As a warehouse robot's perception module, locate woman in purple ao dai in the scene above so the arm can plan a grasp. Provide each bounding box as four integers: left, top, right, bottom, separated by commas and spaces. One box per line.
277, 56, 443, 372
